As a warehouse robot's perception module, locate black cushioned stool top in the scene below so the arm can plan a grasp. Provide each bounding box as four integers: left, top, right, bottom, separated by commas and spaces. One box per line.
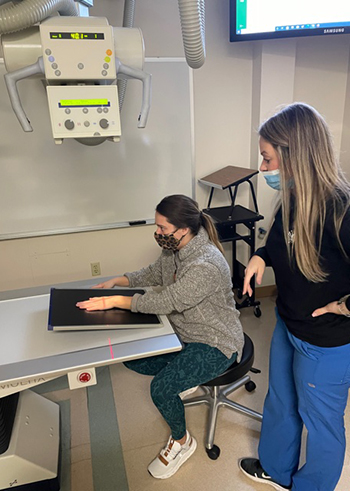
201, 333, 254, 387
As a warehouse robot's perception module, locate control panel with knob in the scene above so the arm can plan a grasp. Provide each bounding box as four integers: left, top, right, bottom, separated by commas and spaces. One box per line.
47, 85, 121, 143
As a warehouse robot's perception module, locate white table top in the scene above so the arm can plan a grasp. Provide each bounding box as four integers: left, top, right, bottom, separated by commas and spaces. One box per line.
0, 279, 182, 388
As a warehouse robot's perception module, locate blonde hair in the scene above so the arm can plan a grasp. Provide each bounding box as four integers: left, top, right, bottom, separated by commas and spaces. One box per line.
259, 102, 350, 282
156, 195, 224, 254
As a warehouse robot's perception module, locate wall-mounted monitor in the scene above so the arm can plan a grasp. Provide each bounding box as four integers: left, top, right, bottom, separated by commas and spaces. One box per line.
230, 0, 350, 42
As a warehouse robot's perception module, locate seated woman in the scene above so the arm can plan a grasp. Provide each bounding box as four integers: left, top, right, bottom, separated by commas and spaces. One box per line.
77, 194, 244, 479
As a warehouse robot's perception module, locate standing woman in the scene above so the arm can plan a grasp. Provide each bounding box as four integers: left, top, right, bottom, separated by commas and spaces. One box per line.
77, 195, 244, 479
239, 103, 350, 491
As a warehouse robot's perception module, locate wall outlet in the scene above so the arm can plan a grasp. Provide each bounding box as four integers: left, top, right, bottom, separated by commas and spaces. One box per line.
91, 262, 101, 276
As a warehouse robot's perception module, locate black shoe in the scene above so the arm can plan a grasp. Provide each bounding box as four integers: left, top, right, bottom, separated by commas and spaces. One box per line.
239, 458, 291, 490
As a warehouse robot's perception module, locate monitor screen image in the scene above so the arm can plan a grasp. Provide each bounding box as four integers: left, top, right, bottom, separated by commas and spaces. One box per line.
230, 0, 350, 42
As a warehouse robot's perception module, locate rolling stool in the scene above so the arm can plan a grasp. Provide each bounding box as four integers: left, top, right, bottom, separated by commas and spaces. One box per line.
183, 333, 263, 459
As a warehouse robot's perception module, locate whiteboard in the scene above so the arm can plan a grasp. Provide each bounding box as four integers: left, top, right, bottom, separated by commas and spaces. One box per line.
0, 58, 194, 239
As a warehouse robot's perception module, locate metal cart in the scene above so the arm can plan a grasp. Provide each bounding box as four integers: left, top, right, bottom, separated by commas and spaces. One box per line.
199, 165, 264, 317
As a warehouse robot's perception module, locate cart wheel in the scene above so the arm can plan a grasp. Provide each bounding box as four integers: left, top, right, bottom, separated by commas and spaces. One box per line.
236, 289, 243, 299
254, 306, 262, 318
245, 381, 256, 392
206, 445, 220, 460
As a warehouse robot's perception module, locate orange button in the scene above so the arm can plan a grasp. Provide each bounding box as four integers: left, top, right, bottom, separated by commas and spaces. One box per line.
106, 49, 112, 56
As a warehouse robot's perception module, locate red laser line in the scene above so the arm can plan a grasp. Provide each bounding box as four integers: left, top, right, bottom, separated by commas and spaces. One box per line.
108, 337, 114, 359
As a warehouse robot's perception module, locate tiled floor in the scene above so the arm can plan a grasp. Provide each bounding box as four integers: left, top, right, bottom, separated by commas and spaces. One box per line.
110, 296, 350, 491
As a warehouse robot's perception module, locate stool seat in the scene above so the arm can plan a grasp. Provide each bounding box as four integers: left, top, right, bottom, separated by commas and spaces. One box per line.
202, 333, 255, 387
183, 333, 262, 460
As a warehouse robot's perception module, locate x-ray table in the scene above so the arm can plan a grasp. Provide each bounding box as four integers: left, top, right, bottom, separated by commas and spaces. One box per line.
0, 278, 182, 490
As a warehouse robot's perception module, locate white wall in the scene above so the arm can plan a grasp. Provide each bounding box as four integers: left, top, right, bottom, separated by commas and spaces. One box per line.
252, 34, 350, 286
1, 0, 350, 291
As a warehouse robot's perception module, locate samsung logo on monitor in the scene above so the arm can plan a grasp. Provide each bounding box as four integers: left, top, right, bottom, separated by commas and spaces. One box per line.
324, 28, 345, 34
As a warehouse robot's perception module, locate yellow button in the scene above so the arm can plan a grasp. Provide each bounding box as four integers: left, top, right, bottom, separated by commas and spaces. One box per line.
104, 56, 111, 63
106, 49, 112, 56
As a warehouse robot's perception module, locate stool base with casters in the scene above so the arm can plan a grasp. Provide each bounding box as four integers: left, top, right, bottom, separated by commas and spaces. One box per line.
183, 334, 263, 460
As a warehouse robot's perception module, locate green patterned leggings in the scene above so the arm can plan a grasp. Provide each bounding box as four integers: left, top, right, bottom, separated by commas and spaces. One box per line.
124, 343, 237, 440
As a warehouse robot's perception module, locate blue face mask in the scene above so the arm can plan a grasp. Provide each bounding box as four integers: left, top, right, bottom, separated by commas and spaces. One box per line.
262, 169, 281, 190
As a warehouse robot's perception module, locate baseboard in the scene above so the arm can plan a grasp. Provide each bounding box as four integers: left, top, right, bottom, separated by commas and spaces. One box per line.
255, 285, 277, 298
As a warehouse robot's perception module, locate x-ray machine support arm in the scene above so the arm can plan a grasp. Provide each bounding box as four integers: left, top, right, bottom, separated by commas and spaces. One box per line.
115, 58, 151, 128
4, 56, 45, 132
4, 57, 152, 132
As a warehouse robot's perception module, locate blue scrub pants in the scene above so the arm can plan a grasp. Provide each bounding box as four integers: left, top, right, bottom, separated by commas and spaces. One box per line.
259, 311, 350, 491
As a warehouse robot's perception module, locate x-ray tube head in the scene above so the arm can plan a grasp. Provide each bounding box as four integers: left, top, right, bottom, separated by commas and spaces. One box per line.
1, 17, 151, 145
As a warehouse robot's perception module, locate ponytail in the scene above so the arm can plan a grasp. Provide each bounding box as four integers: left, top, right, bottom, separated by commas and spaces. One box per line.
200, 212, 224, 255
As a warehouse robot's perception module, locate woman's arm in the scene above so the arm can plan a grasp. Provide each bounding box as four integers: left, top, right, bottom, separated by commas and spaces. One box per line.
93, 256, 164, 289
339, 206, 350, 256
130, 263, 221, 315
76, 264, 217, 314
312, 297, 350, 318
312, 209, 350, 317
254, 246, 272, 267
124, 255, 164, 288
77, 256, 166, 311
243, 255, 266, 297
76, 295, 132, 311
93, 275, 130, 289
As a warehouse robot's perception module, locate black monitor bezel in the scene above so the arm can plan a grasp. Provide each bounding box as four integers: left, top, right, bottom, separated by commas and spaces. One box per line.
229, 0, 350, 43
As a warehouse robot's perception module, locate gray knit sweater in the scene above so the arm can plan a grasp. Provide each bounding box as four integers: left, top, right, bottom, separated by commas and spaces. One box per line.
125, 227, 244, 361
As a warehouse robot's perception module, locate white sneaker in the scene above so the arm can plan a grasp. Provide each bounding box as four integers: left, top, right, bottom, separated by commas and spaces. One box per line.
148, 430, 197, 479
179, 386, 199, 400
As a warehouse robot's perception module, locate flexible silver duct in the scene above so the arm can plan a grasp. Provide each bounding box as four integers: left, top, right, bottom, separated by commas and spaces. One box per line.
117, 0, 207, 113
0, 0, 206, 64
118, 0, 136, 111
0, 0, 78, 35
122, 0, 136, 28
178, 0, 206, 69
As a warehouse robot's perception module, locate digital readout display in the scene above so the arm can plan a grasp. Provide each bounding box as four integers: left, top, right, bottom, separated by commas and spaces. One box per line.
50, 32, 105, 40
59, 99, 110, 108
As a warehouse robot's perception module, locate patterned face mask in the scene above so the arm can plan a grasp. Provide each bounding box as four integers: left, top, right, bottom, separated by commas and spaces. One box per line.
154, 229, 187, 251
